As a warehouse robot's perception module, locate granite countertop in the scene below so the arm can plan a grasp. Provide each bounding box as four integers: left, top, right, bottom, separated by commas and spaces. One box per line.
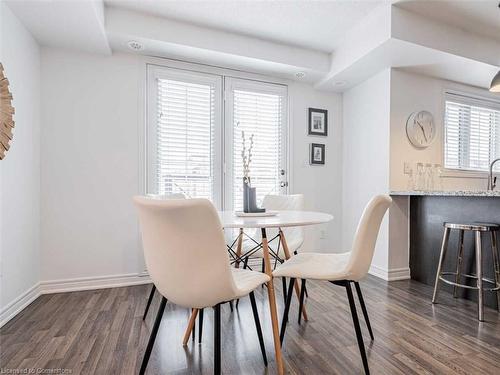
390, 190, 500, 197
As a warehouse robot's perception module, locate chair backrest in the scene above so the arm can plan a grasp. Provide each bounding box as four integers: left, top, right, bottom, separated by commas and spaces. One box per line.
134, 197, 238, 308
345, 195, 392, 281
146, 193, 185, 200
263, 194, 304, 247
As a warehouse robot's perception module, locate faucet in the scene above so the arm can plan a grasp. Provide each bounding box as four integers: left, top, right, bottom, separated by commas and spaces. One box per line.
487, 158, 500, 190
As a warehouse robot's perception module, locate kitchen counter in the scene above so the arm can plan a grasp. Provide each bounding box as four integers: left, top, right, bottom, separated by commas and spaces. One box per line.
391, 190, 500, 197
401, 193, 500, 309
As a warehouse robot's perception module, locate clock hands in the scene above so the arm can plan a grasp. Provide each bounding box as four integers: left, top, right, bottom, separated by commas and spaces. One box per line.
416, 120, 428, 143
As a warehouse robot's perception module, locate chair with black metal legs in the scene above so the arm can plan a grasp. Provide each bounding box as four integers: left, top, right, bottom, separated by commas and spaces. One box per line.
273, 195, 392, 375
141, 193, 185, 321
134, 196, 270, 375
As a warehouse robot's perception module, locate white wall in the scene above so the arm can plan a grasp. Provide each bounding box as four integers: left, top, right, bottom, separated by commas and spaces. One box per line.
39, 48, 343, 282
342, 69, 391, 275
40, 50, 143, 282
385, 69, 500, 280
390, 69, 499, 191
289, 82, 342, 253
0, 3, 41, 322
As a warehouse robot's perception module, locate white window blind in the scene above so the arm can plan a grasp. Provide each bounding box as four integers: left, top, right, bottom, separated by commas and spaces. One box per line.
147, 65, 288, 211
444, 93, 500, 172
155, 78, 215, 199
231, 87, 286, 211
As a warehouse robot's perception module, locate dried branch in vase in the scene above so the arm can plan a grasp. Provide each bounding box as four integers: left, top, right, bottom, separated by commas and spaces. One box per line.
241, 129, 254, 185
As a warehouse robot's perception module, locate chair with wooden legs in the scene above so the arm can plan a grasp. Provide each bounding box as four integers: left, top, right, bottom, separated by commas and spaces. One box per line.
273, 195, 392, 375
142, 193, 185, 321
134, 197, 270, 375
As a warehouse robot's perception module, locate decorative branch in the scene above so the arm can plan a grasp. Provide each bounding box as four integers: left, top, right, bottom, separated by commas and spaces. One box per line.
241, 128, 255, 184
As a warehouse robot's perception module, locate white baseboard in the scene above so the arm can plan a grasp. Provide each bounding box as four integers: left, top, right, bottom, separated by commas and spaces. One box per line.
0, 273, 151, 328
39, 273, 151, 294
0, 283, 41, 328
369, 264, 411, 281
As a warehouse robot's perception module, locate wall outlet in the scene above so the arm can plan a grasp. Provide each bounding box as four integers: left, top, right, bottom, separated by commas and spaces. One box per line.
320, 230, 327, 239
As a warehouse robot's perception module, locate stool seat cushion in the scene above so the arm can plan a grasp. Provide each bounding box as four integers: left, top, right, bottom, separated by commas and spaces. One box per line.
443, 222, 499, 231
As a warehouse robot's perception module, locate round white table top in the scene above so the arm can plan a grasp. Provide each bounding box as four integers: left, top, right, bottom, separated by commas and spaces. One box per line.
218, 210, 333, 228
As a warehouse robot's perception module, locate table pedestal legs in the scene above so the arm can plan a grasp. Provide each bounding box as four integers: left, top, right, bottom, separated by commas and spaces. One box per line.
261, 228, 285, 375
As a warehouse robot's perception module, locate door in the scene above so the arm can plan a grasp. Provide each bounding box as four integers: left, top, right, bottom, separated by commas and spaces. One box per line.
223, 77, 288, 211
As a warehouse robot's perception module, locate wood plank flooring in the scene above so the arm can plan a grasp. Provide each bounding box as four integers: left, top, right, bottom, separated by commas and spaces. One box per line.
1, 275, 499, 374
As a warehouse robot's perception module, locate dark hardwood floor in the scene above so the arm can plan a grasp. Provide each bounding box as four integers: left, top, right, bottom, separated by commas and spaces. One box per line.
1, 275, 499, 374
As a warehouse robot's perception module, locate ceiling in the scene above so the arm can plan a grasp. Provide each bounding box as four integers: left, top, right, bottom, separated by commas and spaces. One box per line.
104, 0, 384, 53
396, 0, 500, 43
5, 0, 110, 54
4, 0, 500, 91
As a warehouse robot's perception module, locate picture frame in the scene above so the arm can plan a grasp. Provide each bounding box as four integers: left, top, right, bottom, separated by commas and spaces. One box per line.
310, 143, 325, 165
308, 108, 328, 136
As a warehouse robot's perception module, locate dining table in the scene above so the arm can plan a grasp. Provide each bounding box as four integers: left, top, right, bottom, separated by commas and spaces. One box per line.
184, 209, 333, 375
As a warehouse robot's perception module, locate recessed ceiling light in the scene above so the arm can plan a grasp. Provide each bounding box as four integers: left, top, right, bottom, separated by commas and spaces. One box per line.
295, 72, 306, 79
334, 81, 347, 87
127, 40, 143, 51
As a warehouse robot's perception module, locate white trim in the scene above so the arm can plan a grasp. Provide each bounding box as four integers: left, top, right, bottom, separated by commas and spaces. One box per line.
442, 87, 500, 173
223, 77, 289, 210
0, 283, 41, 328
369, 264, 410, 281
144, 56, 291, 87
39, 273, 151, 294
445, 89, 500, 111
0, 273, 151, 328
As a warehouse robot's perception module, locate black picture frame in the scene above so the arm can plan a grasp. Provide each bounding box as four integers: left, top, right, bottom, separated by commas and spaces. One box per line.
308, 108, 328, 136
310, 143, 325, 165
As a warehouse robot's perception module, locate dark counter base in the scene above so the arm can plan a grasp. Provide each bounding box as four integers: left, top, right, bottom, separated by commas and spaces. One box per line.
410, 196, 500, 309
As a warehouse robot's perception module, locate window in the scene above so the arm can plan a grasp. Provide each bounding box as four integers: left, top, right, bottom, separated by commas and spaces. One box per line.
224, 78, 287, 211
147, 67, 223, 207
444, 92, 500, 172
147, 65, 288, 210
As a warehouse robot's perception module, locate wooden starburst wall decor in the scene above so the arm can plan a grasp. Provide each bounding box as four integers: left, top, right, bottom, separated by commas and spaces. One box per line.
1, 63, 15, 160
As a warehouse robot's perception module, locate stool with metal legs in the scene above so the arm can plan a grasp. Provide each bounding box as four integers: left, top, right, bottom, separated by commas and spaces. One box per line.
432, 222, 500, 321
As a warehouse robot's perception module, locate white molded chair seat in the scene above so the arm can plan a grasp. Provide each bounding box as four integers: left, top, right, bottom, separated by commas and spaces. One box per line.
272, 195, 392, 375
134, 197, 270, 374
272, 252, 351, 280
232, 268, 270, 297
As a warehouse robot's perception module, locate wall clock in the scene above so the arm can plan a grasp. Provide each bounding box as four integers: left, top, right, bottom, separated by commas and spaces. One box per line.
406, 110, 435, 149
1, 63, 15, 160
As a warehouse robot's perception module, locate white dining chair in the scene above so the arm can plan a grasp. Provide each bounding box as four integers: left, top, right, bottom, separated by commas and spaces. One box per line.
273, 195, 392, 375
142, 193, 185, 321
241, 194, 304, 267
134, 197, 270, 375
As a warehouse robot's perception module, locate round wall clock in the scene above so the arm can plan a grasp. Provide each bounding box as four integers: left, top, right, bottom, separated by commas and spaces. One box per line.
1, 63, 15, 160
406, 110, 435, 149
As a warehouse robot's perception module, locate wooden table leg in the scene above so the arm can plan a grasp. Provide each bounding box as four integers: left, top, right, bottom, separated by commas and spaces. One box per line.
261, 228, 285, 375
182, 308, 198, 346
279, 229, 308, 322
235, 228, 244, 268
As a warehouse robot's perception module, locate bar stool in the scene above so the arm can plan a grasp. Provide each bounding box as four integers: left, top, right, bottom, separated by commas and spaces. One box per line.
432, 222, 500, 321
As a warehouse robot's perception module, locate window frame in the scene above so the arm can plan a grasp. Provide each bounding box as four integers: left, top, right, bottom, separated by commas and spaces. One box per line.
145, 62, 290, 210
442, 89, 500, 176
146, 65, 224, 207
223, 77, 289, 211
